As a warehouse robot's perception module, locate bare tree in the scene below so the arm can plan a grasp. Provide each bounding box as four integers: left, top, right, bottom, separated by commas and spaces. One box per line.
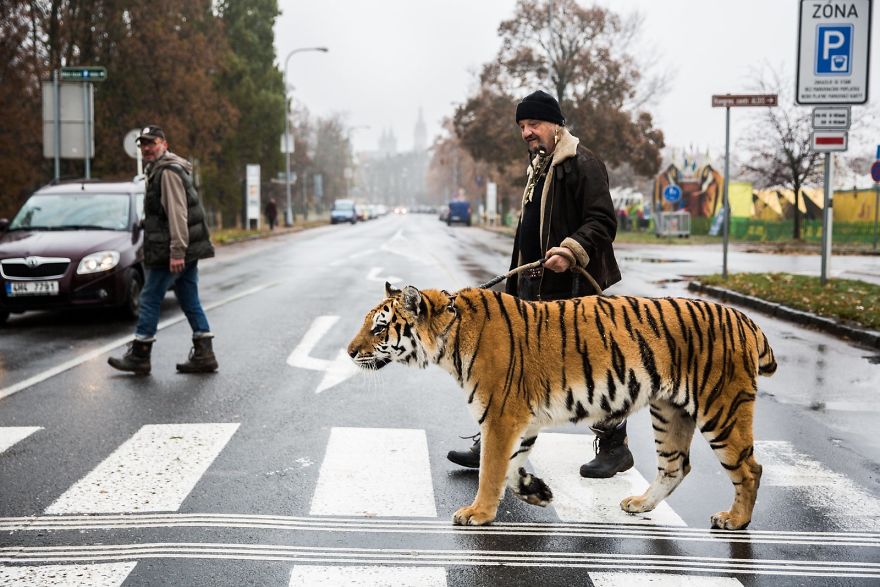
738, 68, 822, 240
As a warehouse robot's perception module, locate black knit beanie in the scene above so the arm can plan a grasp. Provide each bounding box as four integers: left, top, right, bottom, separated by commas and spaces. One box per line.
515, 90, 565, 125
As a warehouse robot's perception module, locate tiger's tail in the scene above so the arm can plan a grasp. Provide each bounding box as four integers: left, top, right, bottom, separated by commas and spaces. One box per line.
756, 326, 777, 376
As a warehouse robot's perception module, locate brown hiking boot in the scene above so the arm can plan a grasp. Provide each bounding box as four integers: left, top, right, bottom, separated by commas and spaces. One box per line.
108, 340, 153, 375
176, 337, 218, 373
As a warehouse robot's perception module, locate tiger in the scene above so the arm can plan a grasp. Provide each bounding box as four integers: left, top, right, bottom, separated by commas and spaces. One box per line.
347, 282, 777, 530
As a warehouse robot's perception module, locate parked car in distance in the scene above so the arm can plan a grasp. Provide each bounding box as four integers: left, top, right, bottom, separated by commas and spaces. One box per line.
330, 199, 358, 224
446, 200, 472, 226
0, 179, 146, 324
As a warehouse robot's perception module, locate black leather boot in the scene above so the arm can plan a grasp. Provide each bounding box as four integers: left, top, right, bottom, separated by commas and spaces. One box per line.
176, 337, 219, 373
447, 433, 481, 468
579, 422, 634, 478
108, 340, 153, 375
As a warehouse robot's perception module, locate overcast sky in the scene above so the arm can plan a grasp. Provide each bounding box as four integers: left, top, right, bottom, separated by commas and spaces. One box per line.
275, 0, 878, 164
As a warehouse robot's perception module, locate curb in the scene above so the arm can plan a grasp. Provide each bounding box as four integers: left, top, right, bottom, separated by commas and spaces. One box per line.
687, 281, 880, 350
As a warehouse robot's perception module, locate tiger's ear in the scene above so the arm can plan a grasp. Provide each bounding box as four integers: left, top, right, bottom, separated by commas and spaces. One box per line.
385, 281, 401, 298
401, 285, 423, 316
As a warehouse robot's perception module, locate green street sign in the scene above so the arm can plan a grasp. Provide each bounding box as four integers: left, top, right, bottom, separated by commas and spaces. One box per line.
60, 66, 108, 82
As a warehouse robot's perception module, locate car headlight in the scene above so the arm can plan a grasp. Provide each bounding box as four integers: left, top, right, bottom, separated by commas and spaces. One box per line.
77, 251, 120, 274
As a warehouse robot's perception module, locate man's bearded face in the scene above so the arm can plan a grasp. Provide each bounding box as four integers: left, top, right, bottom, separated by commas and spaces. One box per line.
518, 119, 557, 155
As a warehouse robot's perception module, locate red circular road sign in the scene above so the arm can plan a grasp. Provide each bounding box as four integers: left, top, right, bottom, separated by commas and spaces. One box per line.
872, 160, 880, 182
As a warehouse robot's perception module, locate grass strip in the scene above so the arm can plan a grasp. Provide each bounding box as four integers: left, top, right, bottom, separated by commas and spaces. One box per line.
697, 272, 880, 330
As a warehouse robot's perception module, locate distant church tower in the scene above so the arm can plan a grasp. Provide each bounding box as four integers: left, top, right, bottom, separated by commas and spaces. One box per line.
413, 108, 427, 152
378, 127, 397, 157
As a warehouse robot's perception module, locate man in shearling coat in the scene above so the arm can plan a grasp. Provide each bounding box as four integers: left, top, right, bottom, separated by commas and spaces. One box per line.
447, 91, 633, 479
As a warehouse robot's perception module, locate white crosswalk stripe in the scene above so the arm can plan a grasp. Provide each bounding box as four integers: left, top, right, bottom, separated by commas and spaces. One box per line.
590, 571, 743, 586
45, 423, 239, 514
0, 562, 136, 586
289, 565, 447, 586
310, 427, 438, 517
0, 426, 41, 454
757, 440, 880, 531
529, 432, 686, 526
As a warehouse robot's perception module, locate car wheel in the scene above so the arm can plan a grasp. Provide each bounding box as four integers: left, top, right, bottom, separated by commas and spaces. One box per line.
121, 268, 143, 320
0, 310, 8, 325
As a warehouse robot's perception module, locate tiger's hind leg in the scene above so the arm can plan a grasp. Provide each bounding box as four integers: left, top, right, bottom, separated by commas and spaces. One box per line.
621, 400, 695, 514
699, 384, 762, 530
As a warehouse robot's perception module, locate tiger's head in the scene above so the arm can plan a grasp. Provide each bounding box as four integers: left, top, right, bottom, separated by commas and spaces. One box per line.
348, 282, 458, 371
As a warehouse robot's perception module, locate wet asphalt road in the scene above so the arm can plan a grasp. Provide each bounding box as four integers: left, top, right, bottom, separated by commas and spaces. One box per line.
1, 214, 878, 586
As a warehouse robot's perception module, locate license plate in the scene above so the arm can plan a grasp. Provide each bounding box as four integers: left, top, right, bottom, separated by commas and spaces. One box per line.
5, 280, 60, 297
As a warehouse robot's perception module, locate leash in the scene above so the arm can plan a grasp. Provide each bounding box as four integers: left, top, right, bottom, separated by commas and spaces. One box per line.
477, 258, 604, 295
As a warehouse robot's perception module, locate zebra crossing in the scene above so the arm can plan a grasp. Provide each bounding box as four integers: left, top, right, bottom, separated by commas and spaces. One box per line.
2, 424, 879, 585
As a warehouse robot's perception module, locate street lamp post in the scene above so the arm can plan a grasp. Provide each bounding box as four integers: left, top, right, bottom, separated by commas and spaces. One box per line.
283, 46, 328, 226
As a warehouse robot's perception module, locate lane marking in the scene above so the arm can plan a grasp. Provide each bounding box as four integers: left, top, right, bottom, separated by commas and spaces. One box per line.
366, 267, 401, 284
758, 440, 880, 531
310, 428, 437, 518
0, 562, 136, 586
45, 423, 239, 514
0, 426, 42, 453
289, 565, 447, 586
1, 543, 878, 578
286, 315, 359, 394
0, 283, 278, 402
529, 432, 687, 526
3, 513, 878, 547
590, 571, 743, 586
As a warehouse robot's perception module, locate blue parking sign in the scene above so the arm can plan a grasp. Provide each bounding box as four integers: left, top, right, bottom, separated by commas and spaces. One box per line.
815, 24, 852, 75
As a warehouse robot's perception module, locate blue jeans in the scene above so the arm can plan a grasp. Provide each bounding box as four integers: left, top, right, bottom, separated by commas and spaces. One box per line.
135, 261, 211, 341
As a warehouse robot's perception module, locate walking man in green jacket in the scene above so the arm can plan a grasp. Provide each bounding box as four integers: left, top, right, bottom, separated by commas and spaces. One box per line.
109, 125, 218, 375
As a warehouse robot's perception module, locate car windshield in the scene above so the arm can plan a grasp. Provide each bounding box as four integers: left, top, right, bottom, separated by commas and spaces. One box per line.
333, 201, 354, 211
9, 193, 131, 230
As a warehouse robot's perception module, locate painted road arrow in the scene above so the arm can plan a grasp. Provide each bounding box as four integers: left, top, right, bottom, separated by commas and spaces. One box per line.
286, 315, 360, 394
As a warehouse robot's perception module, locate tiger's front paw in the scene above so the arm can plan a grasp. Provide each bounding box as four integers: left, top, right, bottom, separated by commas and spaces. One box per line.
710, 510, 751, 530
620, 495, 655, 514
513, 467, 553, 507
453, 505, 496, 526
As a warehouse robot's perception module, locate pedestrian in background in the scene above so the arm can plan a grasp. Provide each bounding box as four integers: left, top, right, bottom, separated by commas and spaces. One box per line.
265, 198, 278, 231
108, 125, 219, 375
446, 91, 633, 479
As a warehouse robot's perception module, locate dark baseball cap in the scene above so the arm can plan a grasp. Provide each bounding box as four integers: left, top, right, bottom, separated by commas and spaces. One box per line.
136, 125, 166, 144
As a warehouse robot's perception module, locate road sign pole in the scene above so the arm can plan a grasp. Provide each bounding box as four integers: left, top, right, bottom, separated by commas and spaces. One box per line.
873, 182, 879, 251
820, 153, 833, 285
722, 106, 731, 279
53, 70, 61, 182
83, 83, 90, 179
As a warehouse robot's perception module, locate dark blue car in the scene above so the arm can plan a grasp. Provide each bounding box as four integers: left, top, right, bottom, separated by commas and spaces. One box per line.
446, 200, 471, 226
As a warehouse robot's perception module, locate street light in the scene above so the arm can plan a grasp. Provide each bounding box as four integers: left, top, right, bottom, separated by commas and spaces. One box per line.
283, 46, 328, 226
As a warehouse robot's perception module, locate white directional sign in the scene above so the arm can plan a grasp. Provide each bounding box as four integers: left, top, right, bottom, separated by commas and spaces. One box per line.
797, 0, 873, 104
812, 105, 852, 129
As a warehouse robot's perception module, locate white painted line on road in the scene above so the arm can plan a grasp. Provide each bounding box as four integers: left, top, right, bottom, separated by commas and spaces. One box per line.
2, 543, 879, 578
0, 426, 41, 453
0, 562, 136, 586
289, 565, 446, 586
5, 513, 879, 547
366, 267, 401, 283
45, 423, 239, 514
757, 440, 880, 531
310, 427, 437, 518
529, 432, 687, 526
286, 315, 359, 394
0, 283, 277, 402
330, 248, 377, 266
590, 571, 742, 587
